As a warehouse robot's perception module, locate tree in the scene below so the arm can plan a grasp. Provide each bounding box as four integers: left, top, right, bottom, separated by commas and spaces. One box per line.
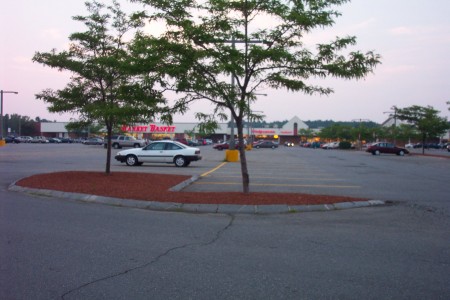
298, 128, 315, 140
132, 0, 381, 193
2, 114, 39, 136
33, 0, 167, 173
65, 120, 107, 138
395, 105, 449, 154
395, 124, 420, 143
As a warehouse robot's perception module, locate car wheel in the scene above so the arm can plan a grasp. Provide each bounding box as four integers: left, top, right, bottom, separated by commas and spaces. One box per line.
113, 143, 120, 149
271, 145, 275, 149
133, 144, 140, 148
256, 145, 260, 149
399, 150, 405, 156
125, 155, 138, 166
375, 150, 380, 155
174, 156, 186, 167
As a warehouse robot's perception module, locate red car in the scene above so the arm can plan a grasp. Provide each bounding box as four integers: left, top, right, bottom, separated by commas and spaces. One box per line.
213, 141, 244, 150
366, 142, 409, 156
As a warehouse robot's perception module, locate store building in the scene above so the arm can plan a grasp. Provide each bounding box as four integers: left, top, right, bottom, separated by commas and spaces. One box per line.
38, 116, 310, 143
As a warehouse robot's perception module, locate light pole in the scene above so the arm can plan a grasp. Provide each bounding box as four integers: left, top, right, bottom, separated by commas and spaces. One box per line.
248, 109, 264, 144
0, 90, 19, 142
226, 37, 267, 149
384, 106, 398, 145
247, 92, 266, 143
352, 118, 371, 150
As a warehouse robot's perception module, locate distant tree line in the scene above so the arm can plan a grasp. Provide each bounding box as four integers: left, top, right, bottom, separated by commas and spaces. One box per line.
248, 119, 379, 129
1, 114, 54, 137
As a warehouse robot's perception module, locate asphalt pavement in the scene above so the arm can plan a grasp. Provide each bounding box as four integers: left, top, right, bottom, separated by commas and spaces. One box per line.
1, 143, 449, 299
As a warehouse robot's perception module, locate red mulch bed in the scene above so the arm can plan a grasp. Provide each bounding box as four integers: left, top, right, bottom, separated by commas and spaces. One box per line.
17, 171, 367, 205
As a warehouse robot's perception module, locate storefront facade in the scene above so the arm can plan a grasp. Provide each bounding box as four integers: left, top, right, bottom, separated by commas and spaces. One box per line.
39, 116, 310, 143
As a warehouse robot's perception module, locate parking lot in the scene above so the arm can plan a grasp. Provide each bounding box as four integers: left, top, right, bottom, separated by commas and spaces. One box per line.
2, 142, 449, 210
1, 142, 449, 299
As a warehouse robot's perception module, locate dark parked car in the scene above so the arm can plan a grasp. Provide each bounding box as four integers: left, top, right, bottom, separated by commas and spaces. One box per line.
60, 137, 74, 143
83, 137, 104, 145
366, 142, 409, 156
4, 136, 20, 143
284, 141, 295, 147
174, 138, 188, 145
187, 140, 199, 146
48, 138, 62, 143
254, 141, 278, 149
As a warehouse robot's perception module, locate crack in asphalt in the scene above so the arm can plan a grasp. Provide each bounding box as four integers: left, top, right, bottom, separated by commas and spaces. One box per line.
61, 214, 235, 299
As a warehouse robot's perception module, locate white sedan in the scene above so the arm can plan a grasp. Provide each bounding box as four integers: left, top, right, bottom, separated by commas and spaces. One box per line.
322, 141, 339, 149
115, 140, 202, 167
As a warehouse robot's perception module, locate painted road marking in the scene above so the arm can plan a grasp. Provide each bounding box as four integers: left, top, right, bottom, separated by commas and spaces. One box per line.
200, 175, 344, 181
200, 162, 228, 177
198, 162, 359, 190
193, 181, 360, 189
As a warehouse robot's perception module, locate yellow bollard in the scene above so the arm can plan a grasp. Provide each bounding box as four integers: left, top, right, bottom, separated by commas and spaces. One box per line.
0, 140, 5, 147
225, 149, 239, 162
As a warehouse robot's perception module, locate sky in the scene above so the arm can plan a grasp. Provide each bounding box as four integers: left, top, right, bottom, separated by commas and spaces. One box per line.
1, 0, 449, 124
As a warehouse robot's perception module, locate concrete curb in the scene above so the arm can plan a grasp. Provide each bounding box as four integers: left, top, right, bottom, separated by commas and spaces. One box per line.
168, 175, 200, 192
8, 180, 387, 215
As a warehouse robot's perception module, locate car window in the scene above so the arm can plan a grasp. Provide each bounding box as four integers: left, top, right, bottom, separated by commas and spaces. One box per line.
145, 142, 165, 150
165, 143, 182, 150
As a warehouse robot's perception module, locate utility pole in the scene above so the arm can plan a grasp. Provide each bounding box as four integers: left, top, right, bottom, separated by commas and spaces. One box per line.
224, 38, 268, 149
352, 118, 371, 150
383, 106, 398, 145
213, 0, 271, 150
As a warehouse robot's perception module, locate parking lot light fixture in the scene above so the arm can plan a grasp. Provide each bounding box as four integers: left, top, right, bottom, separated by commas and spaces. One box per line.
0, 90, 19, 143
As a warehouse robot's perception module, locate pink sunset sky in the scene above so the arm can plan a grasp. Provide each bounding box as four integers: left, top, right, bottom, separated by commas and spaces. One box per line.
1, 0, 449, 124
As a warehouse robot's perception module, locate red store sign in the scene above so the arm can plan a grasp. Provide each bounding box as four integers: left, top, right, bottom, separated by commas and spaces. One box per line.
121, 124, 176, 133
252, 129, 276, 134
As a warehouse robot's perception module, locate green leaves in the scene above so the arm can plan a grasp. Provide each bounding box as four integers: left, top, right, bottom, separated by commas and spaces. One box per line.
395, 105, 449, 140
33, 0, 170, 173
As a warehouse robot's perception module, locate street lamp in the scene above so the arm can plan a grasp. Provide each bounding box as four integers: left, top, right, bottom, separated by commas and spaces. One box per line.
248, 109, 264, 144
247, 92, 266, 143
0, 90, 19, 141
352, 118, 371, 150
383, 106, 398, 146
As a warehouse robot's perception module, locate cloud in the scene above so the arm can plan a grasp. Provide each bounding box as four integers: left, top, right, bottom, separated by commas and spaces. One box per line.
382, 64, 417, 74
389, 26, 414, 36
40, 28, 62, 40
351, 17, 377, 31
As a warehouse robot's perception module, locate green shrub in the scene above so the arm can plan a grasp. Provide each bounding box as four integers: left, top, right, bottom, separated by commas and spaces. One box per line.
339, 141, 352, 149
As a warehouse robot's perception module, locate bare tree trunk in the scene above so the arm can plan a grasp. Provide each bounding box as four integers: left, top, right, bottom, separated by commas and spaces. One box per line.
105, 125, 112, 174
236, 118, 250, 193
422, 134, 425, 155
